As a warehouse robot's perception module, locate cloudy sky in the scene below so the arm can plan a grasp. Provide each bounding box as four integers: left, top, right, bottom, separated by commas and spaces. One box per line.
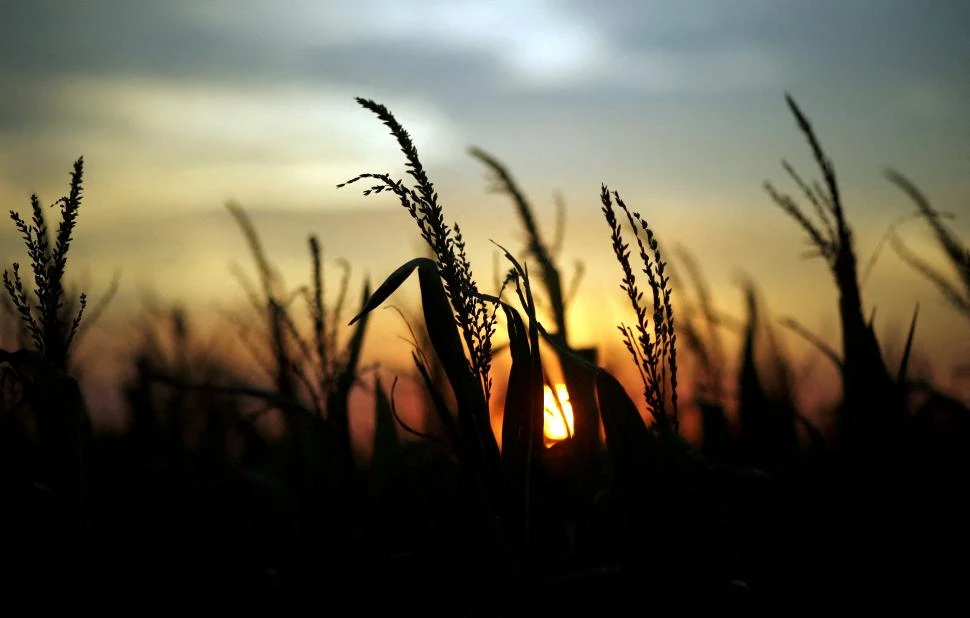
2, 0, 968, 416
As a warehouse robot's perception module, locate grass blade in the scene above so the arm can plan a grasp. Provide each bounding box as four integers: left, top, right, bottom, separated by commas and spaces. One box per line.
594, 367, 658, 492
897, 303, 920, 387
349, 258, 435, 326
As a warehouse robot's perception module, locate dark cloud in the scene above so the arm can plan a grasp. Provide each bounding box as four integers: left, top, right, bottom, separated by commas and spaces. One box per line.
1, 0, 967, 205
564, 0, 970, 103
0, 1, 317, 83
299, 40, 506, 99
4, 1, 967, 114
1, 1, 505, 89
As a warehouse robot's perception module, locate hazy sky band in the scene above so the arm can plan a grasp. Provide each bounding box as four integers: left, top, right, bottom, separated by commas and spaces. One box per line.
1, 1, 968, 404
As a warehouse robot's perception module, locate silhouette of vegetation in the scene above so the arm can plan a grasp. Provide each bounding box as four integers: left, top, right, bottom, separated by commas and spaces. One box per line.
4, 158, 87, 372
469, 147, 600, 457
1, 158, 97, 594
0, 95, 967, 613
884, 170, 970, 323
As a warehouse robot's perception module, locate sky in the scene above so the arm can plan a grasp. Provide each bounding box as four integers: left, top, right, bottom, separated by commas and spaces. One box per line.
1, 0, 969, 427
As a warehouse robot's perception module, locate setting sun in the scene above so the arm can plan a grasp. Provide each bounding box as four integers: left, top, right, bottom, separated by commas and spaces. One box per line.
543, 383, 574, 446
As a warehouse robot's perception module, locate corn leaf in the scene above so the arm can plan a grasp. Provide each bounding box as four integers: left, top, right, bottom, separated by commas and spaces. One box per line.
594, 368, 659, 493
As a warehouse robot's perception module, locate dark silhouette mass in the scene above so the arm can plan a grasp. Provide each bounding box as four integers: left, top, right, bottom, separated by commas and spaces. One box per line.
2, 94, 969, 614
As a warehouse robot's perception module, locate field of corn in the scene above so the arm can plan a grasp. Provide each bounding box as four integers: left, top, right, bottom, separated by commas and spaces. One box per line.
2, 94, 968, 614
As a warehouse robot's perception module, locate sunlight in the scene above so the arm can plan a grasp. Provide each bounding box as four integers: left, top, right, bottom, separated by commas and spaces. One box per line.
543, 383, 574, 446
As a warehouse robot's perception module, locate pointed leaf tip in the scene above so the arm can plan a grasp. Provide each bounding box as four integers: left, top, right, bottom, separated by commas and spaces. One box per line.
348, 257, 436, 327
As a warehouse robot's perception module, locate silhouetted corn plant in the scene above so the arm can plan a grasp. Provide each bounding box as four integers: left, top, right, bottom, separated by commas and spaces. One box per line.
884, 170, 970, 324
3, 158, 87, 373
590, 185, 748, 602
469, 147, 600, 457
669, 246, 730, 409
736, 278, 799, 474
664, 246, 738, 460
599, 184, 679, 434
226, 201, 302, 402
340, 98, 745, 609
225, 202, 371, 491
123, 301, 248, 458
765, 94, 900, 455
1, 157, 97, 591
338, 98, 529, 596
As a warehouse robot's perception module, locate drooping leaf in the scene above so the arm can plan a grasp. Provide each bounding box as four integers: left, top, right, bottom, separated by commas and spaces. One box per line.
412, 350, 512, 565
484, 295, 532, 465
412, 351, 461, 448
535, 320, 602, 453
416, 264, 476, 401
558, 345, 600, 454
483, 249, 545, 547
594, 368, 658, 491
357, 258, 502, 503
490, 244, 545, 458
481, 293, 541, 545
886, 169, 970, 294
779, 317, 843, 371
535, 321, 598, 372
349, 257, 435, 326
414, 263, 504, 514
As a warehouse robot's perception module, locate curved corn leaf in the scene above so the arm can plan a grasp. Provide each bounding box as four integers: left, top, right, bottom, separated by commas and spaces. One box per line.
412, 348, 513, 568
481, 292, 543, 544
412, 350, 461, 448
529, 312, 606, 458
487, 243, 544, 451
349, 257, 435, 326
484, 248, 545, 547
349, 257, 499, 473
360, 259, 504, 522
416, 265, 501, 480
558, 345, 600, 454
416, 264, 478, 408
595, 368, 659, 491
534, 320, 603, 452
535, 321, 598, 373
481, 295, 533, 463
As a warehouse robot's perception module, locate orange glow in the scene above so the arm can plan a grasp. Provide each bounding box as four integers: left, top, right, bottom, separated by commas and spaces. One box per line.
543, 383, 574, 446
